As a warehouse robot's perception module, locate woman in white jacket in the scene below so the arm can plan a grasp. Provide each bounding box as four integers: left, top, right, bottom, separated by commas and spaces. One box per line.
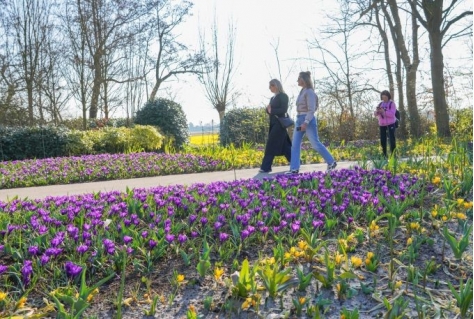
286, 71, 337, 174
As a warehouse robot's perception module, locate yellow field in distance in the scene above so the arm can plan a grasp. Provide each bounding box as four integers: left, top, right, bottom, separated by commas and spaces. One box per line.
189, 133, 219, 145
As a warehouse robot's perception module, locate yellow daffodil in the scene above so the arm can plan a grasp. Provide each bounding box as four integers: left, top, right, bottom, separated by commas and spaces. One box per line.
188, 304, 197, 314
17, 296, 27, 309
350, 256, 362, 268
336, 283, 342, 293
122, 297, 134, 307
290, 247, 297, 254
87, 288, 99, 302
341, 315, 346, 319
432, 176, 441, 185
338, 239, 348, 250
457, 198, 465, 206
456, 213, 467, 220
284, 252, 291, 260
394, 281, 402, 289
463, 201, 473, 209
299, 297, 306, 305
0, 292, 7, 302
407, 237, 413, 245
214, 267, 224, 281
241, 297, 254, 310
367, 252, 375, 260
369, 220, 379, 236
298, 240, 308, 251
177, 274, 185, 283
431, 210, 438, 218
442, 216, 448, 221
334, 252, 345, 265
410, 222, 420, 231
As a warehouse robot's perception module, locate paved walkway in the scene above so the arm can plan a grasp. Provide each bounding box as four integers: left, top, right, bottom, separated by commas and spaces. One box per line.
0, 161, 359, 201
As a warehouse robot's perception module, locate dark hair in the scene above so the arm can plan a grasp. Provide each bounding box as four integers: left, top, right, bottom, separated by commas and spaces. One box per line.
380, 90, 391, 100
299, 71, 314, 89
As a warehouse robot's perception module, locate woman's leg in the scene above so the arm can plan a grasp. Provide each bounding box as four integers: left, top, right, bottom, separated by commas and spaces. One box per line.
260, 153, 274, 171
388, 124, 396, 155
289, 115, 306, 171
305, 117, 335, 164
379, 125, 387, 157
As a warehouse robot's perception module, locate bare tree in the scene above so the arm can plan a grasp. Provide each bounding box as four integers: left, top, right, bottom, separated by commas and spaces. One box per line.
198, 17, 237, 123
307, 1, 376, 141
69, 0, 145, 119
408, 0, 472, 137
147, 0, 207, 101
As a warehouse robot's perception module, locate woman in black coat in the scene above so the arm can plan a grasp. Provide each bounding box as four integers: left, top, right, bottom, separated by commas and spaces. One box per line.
259, 79, 292, 173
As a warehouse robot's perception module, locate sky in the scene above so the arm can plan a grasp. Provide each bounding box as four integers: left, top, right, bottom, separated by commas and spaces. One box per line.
160, 0, 472, 126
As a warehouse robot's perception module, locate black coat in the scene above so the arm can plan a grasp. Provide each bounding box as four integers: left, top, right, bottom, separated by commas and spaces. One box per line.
264, 93, 292, 156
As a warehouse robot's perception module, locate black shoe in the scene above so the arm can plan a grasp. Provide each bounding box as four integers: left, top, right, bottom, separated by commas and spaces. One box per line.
284, 170, 299, 175
258, 169, 272, 173
327, 162, 337, 171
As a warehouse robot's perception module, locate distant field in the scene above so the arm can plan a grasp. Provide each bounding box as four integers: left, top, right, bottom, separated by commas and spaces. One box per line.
189, 132, 219, 145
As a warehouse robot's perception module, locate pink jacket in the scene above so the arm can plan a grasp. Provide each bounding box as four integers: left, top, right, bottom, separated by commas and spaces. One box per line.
374, 100, 397, 126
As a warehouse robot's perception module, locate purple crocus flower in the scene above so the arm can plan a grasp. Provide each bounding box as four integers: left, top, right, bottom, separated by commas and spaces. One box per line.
148, 239, 157, 249
178, 234, 187, 244
65, 261, 83, 278
189, 214, 197, 224
28, 245, 40, 256
76, 244, 89, 254
141, 231, 148, 238
21, 260, 33, 287
40, 255, 50, 265
165, 234, 175, 243
0, 265, 7, 274
219, 232, 229, 242
123, 236, 133, 244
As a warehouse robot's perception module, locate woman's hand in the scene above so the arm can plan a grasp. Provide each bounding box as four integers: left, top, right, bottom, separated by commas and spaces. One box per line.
300, 123, 307, 131
266, 105, 271, 113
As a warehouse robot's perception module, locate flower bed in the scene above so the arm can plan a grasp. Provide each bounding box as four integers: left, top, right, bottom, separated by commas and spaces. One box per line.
0, 153, 229, 189
1, 167, 460, 318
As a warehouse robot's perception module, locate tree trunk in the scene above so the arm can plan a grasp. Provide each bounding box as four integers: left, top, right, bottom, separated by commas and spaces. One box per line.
395, 54, 408, 139
406, 68, 421, 137
89, 54, 101, 119
149, 79, 162, 101
429, 32, 451, 137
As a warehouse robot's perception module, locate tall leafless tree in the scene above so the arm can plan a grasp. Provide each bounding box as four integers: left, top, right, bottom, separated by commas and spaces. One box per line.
147, 0, 207, 101
408, 0, 472, 137
198, 17, 237, 123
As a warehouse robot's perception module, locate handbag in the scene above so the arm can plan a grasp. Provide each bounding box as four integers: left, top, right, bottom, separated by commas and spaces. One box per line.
276, 114, 294, 129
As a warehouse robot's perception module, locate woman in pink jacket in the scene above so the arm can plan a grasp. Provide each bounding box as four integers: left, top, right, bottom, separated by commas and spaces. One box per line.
374, 90, 397, 157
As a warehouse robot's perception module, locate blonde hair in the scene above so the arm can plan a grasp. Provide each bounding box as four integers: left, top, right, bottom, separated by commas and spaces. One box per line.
269, 79, 285, 93
299, 71, 314, 89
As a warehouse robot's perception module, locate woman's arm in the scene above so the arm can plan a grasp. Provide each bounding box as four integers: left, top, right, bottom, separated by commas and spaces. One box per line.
384, 101, 397, 120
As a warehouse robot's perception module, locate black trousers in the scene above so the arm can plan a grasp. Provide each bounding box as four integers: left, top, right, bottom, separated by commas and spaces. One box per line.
379, 124, 396, 157
261, 145, 291, 171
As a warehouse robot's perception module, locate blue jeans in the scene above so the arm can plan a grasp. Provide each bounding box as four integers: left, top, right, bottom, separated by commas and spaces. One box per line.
290, 114, 335, 170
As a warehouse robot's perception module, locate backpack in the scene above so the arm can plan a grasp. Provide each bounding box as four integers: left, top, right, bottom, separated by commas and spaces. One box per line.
394, 109, 400, 128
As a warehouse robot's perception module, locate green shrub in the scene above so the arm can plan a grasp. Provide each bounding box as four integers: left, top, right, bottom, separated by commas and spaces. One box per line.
220, 107, 268, 147
450, 108, 473, 141
65, 130, 95, 156
128, 125, 163, 152
135, 99, 189, 149
0, 125, 69, 160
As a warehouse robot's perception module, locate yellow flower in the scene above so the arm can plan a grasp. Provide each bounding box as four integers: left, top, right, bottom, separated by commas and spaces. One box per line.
350, 256, 362, 268
188, 304, 197, 314
268, 257, 275, 265
299, 297, 306, 305
432, 176, 441, 185
347, 233, 356, 244
369, 220, 379, 236
87, 288, 99, 302
365, 258, 371, 266
442, 216, 448, 221
334, 252, 345, 265
394, 281, 402, 289
341, 315, 346, 319
407, 237, 413, 245
463, 201, 473, 209
214, 267, 224, 281
366, 252, 375, 260
241, 297, 254, 310
336, 283, 341, 293
338, 239, 348, 250
177, 274, 185, 283
298, 240, 308, 251
290, 247, 297, 254
284, 252, 291, 260
457, 198, 465, 206
0, 292, 7, 302
456, 213, 467, 220
410, 222, 420, 231
17, 296, 27, 309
